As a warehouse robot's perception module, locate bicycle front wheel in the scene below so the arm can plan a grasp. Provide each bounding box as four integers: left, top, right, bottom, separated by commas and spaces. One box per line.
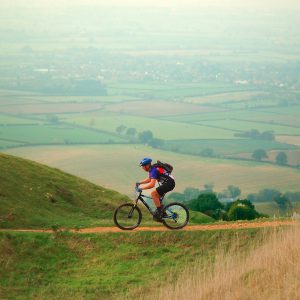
162, 202, 189, 230
114, 203, 142, 230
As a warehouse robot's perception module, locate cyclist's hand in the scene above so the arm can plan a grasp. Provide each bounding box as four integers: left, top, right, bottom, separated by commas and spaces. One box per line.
136, 187, 142, 193
135, 182, 140, 188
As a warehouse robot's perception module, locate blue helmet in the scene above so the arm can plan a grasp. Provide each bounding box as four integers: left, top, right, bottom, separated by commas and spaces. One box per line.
139, 157, 152, 166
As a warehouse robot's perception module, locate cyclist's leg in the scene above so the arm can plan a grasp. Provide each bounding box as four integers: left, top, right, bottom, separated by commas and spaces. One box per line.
151, 190, 163, 221
151, 189, 162, 208
152, 179, 175, 219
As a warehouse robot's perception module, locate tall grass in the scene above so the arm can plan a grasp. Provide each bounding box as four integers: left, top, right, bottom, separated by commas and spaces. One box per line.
148, 225, 300, 300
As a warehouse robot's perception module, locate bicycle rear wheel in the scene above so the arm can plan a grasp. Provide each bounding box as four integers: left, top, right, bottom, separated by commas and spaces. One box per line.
114, 203, 142, 230
162, 202, 189, 230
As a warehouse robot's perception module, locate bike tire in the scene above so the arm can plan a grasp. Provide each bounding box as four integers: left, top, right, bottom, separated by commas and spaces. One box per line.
162, 202, 189, 230
113, 203, 142, 230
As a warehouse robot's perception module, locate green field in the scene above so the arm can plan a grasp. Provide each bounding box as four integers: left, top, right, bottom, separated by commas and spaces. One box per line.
5, 145, 300, 197
65, 112, 236, 140
0, 124, 128, 148
0, 140, 23, 149
0, 114, 42, 125
196, 119, 300, 136
182, 90, 264, 105
163, 107, 300, 128
0, 228, 268, 299
20, 95, 139, 103
261, 105, 300, 115
162, 139, 297, 156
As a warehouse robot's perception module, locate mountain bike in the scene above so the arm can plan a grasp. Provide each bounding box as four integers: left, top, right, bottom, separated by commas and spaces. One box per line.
113, 187, 189, 230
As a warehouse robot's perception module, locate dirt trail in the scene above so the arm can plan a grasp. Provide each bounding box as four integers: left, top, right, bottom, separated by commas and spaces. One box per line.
1, 220, 297, 234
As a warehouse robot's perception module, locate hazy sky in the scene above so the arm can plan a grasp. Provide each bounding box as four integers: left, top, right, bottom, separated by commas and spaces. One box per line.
2, 0, 300, 9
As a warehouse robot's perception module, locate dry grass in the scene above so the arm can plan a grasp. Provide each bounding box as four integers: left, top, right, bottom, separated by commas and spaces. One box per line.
147, 225, 300, 300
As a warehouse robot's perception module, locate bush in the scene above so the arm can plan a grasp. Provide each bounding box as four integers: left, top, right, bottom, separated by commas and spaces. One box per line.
226, 199, 261, 221
276, 152, 288, 165
187, 193, 223, 220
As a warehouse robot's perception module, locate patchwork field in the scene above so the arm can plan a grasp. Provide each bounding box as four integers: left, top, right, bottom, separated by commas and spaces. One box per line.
183, 90, 264, 105
162, 139, 297, 156
65, 112, 236, 140
0, 103, 104, 114
106, 82, 250, 99
277, 136, 300, 147
0, 124, 127, 146
105, 100, 225, 117
196, 119, 300, 135
5, 144, 300, 197
162, 107, 300, 129
0, 114, 42, 125
1, 82, 299, 199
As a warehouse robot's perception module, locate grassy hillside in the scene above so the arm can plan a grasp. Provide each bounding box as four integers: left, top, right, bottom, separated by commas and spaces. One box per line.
0, 229, 267, 300
0, 153, 130, 229
0, 153, 212, 229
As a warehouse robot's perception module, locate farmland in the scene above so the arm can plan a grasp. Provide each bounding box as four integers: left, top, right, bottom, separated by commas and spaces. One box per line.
6, 145, 300, 197
0, 2, 300, 204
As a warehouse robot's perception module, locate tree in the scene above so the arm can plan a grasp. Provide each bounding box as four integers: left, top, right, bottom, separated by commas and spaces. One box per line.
235, 129, 274, 140
167, 192, 185, 202
203, 183, 214, 193
126, 127, 137, 137
46, 115, 59, 124
183, 187, 201, 201
249, 129, 260, 139
226, 199, 261, 221
227, 185, 241, 199
138, 130, 153, 144
116, 125, 126, 134
284, 191, 300, 202
276, 152, 288, 166
273, 194, 292, 215
89, 119, 95, 127
200, 148, 214, 157
260, 131, 274, 140
252, 149, 268, 161
187, 193, 223, 219
218, 185, 241, 200
246, 188, 281, 203
148, 138, 164, 148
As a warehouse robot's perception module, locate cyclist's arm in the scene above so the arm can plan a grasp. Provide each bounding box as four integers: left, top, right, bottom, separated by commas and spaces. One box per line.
141, 178, 156, 190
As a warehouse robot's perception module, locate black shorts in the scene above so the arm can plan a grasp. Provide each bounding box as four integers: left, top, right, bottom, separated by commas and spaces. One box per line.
156, 178, 175, 196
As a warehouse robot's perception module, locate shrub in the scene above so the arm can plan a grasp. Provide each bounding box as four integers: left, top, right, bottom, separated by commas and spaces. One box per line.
187, 193, 223, 220
226, 199, 261, 221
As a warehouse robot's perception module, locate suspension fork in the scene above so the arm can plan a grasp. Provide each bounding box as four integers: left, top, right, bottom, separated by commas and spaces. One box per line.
128, 198, 139, 218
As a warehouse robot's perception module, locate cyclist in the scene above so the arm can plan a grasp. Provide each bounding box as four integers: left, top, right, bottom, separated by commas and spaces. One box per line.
136, 157, 175, 221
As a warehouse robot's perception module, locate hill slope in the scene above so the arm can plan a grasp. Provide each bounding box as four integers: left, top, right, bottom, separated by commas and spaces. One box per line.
0, 153, 129, 229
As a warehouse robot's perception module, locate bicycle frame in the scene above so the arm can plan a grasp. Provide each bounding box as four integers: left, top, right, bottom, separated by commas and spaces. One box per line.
132, 191, 178, 222
134, 191, 159, 216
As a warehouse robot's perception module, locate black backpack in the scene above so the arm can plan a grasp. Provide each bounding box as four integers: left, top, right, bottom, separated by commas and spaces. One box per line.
153, 160, 173, 174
